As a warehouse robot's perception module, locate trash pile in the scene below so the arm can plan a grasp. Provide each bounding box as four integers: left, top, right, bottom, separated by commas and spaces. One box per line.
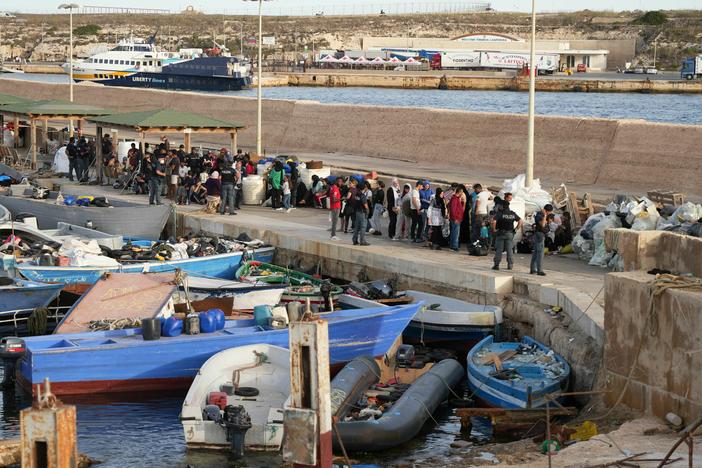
10, 233, 264, 268
499, 174, 553, 214
571, 195, 702, 268
343, 380, 411, 422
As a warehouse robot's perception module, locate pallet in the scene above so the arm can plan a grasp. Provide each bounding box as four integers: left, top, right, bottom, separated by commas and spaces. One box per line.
647, 190, 684, 207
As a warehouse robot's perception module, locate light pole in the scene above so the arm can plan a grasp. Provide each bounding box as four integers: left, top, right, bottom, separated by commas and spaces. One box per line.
243, 0, 272, 157
525, 0, 536, 188
223, 20, 244, 56
58, 3, 79, 138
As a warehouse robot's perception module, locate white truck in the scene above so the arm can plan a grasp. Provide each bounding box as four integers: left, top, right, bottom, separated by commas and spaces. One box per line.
681, 55, 702, 80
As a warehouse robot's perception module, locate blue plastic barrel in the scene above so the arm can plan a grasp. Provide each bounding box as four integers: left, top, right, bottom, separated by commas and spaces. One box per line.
160, 317, 183, 337
253, 305, 273, 328
208, 309, 225, 330
199, 311, 217, 333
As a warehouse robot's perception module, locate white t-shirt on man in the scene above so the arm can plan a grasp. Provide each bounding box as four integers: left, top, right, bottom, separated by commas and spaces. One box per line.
476, 191, 491, 215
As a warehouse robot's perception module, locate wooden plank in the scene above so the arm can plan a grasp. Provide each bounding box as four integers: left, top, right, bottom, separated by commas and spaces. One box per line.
456, 407, 578, 420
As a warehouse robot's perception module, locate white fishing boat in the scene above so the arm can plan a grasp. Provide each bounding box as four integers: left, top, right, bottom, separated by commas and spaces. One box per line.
180, 344, 290, 452
401, 290, 503, 346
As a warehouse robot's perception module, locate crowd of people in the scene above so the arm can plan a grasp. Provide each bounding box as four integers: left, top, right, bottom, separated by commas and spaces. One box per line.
72, 138, 571, 275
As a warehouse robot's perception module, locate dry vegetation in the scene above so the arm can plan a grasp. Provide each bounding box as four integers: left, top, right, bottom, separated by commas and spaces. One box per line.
1, 9, 701, 69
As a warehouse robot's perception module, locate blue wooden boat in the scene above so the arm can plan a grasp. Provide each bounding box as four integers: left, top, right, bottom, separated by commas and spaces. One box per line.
14, 247, 275, 284
0, 277, 63, 313
16, 302, 422, 396
466, 336, 570, 409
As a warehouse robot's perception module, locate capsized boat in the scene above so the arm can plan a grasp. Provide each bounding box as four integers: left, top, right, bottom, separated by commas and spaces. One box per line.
181, 344, 290, 452
0, 215, 123, 251
235, 261, 343, 305
0, 190, 171, 239
467, 336, 570, 409
16, 302, 422, 396
15, 246, 275, 285
401, 290, 503, 346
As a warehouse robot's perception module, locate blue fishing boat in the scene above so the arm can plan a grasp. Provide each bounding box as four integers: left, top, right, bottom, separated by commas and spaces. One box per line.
0, 277, 63, 313
466, 336, 570, 409
16, 303, 422, 396
15, 247, 275, 284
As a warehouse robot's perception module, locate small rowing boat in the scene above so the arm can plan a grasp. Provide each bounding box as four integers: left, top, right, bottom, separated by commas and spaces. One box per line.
0, 277, 63, 314
235, 261, 343, 306
467, 336, 570, 409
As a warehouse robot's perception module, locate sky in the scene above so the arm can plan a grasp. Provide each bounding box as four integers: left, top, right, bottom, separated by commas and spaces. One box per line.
12, 0, 702, 14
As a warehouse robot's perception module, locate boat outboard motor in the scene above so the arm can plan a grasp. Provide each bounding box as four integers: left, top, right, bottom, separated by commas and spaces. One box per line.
0, 337, 26, 388
221, 405, 252, 459
396, 344, 415, 368
368, 280, 393, 300
320, 281, 333, 312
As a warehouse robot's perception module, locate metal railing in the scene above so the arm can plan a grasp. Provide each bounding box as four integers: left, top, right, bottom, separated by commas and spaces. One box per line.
0, 306, 70, 336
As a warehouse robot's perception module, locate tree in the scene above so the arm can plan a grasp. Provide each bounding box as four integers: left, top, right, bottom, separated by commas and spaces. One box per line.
73, 24, 101, 36
634, 11, 668, 26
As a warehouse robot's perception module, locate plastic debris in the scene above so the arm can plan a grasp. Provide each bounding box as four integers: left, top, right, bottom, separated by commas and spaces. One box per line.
568, 421, 598, 441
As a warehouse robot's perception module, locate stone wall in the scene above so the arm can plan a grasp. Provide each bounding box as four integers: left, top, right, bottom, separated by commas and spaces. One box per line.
2, 78, 701, 195
605, 229, 702, 277
604, 271, 702, 423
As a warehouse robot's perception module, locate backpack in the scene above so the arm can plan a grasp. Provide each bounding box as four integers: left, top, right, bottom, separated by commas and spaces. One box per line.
469, 239, 489, 256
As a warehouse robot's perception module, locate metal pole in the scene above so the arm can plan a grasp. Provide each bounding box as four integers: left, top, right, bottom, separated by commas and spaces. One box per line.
256, 0, 263, 156
69, 7, 74, 138
240, 22, 244, 56
525, 0, 536, 188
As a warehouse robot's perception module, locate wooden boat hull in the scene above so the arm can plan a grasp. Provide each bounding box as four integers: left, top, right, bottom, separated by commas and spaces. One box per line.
0, 193, 171, 239
16, 247, 275, 284
17, 303, 422, 396
466, 336, 570, 409
0, 279, 63, 313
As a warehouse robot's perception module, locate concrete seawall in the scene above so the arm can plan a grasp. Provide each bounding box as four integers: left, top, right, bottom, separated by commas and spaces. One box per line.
287, 72, 702, 94
2, 78, 701, 194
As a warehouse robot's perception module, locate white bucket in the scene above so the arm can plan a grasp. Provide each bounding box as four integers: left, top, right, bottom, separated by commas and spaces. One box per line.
299, 167, 331, 188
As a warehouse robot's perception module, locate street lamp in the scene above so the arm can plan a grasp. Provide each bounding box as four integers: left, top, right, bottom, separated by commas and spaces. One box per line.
224, 20, 245, 57
525, 0, 536, 188
243, 0, 272, 157
58, 3, 79, 138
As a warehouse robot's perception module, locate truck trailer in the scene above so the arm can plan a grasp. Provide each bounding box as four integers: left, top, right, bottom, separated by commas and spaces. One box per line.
431, 51, 559, 74
681, 55, 702, 80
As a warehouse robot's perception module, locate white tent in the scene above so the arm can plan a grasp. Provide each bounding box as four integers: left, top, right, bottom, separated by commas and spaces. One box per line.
404, 57, 419, 63
318, 55, 339, 63
388, 56, 402, 63
53, 146, 70, 175
338, 55, 353, 63
370, 57, 387, 64
354, 56, 370, 63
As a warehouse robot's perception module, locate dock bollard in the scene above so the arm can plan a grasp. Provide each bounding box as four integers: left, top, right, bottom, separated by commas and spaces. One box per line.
21, 378, 78, 468
283, 318, 332, 468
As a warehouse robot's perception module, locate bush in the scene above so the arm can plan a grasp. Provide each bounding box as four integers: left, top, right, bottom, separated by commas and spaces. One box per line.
73, 24, 101, 36
634, 11, 668, 26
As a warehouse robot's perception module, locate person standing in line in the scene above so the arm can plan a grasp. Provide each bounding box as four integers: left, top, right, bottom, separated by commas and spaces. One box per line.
448, 185, 466, 251
148, 153, 166, 205
269, 160, 284, 210
66, 137, 79, 181
419, 180, 434, 241
282, 175, 292, 212
219, 162, 238, 215
386, 178, 401, 240
531, 204, 553, 276
352, 181, 370, 246
288, 161, 299, 209
370, 180, 386, 236
234, 160, 244, 210
491, 201, 522, 271
328, 177, 342, 240
399, 183, 412, 240
410, 180, 423, 243
472, 184, 493, 242
428, 187, 447, 250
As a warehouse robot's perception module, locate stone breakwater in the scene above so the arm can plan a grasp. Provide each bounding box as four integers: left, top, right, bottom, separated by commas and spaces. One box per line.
2, 78, 701, 195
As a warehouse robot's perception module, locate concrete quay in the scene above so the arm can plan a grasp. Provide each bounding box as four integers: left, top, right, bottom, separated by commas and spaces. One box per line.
285, 71, 702, 94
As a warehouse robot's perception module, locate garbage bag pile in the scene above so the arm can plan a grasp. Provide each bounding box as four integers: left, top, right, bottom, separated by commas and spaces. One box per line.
572, 195, 702, 269
500, 174, 553, 214
10, 233, 264, 268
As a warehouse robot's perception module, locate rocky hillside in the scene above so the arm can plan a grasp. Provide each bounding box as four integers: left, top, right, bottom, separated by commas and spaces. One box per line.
1, 9, 700, 70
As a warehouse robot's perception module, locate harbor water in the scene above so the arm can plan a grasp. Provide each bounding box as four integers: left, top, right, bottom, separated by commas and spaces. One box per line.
3, 73, 702, 125
0, 386, 478, 466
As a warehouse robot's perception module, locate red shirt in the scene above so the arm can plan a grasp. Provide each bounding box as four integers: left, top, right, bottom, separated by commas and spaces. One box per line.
329, 185, 341, 210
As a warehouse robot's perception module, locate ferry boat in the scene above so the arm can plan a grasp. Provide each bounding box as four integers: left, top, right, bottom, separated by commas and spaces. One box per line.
64, 37, 252, 92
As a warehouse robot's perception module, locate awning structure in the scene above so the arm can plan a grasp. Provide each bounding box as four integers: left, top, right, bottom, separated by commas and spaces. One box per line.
87, 109, 247, 183
0, 99, 110, 169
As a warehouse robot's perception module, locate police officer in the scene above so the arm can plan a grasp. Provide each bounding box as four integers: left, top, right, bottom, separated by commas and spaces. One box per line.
491, 201, 522, 271
219, 162, 238, 215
